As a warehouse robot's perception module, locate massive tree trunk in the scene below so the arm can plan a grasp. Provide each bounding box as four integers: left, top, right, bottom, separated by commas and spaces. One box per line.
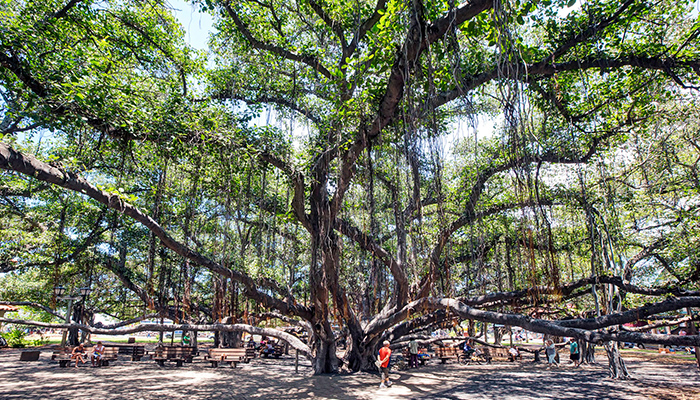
307, 225, 341, 374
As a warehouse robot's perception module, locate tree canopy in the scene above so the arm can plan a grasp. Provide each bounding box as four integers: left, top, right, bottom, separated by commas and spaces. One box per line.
1, 0, 699, 376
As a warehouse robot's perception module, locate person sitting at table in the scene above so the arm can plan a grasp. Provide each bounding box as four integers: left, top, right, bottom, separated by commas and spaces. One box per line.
71, 343, 86, 368
91, 341, 105, 367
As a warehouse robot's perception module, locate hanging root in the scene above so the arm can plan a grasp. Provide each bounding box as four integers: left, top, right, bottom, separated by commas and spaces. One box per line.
604, 341, 633, 380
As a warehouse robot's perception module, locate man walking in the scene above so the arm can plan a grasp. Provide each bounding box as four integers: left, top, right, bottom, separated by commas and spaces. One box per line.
408, 339, 419, 368
378, 340, 392, 388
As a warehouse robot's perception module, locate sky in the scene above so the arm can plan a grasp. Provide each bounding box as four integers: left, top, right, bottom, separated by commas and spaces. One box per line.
168, 0, 214, 51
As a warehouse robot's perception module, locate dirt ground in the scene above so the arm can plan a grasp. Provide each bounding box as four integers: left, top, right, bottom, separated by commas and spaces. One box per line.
1, 346, 698, 400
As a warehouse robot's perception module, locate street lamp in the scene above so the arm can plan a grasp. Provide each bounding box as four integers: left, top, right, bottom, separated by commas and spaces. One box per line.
79, 287, 92, 297
54, 286, 91, 347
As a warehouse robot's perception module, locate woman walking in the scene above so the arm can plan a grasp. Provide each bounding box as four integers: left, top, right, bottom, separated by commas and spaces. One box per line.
545, 340, 558, 367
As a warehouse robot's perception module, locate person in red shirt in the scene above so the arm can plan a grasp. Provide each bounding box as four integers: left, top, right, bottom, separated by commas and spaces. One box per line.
378, 340, 392, 388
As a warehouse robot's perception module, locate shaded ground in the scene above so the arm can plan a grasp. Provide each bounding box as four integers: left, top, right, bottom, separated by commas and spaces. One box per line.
0, 347, 698, 400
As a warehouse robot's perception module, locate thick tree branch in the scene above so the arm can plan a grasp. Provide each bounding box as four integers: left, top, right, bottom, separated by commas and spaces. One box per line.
557, 296, 700, 330
0, 318, 313, 357
222, 2, 333, 79
0, 142, 313, 321
210, 92, 323, 127
0, 301, 64, 320
370, 297, 700, 346
432, 56, 700, 109
307, 0, 347, 52
346, 0, 387, 58
336, 218, 408, 305
333, 0, 492, 216
45, 0, 85, 23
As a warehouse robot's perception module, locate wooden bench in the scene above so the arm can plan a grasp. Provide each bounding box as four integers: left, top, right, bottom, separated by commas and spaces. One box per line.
55, 346, 118, 367
402, 347, 430, 366
53, 346, 82, 367
54, 347, 79, 368
92, 346, 118, 366
118, 345, 146, 361
51, 347, 71, 361
206, 348, 247, 368
245, 347, 257, 361
260, 343, 284, 358
153, 346, 194, 367
436, 347, 464, 364
479, 347, 519, 363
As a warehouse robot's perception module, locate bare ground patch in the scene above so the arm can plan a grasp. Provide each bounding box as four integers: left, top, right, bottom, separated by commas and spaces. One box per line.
0, 347, 698, 400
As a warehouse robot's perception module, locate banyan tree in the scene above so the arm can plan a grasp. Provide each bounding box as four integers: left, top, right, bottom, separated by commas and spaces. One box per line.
1, 0, 700, 377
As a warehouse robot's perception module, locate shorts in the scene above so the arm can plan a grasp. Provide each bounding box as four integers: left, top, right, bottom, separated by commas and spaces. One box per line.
380, 367, 390, 380
570, 353, 580, 361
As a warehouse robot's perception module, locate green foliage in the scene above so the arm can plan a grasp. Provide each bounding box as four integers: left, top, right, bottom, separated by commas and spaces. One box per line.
0, 0, 699, 345
5, 327, 27, 348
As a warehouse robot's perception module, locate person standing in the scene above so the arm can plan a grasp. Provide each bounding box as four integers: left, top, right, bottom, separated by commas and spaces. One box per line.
545, 340, 558, 367
569, 339, 580, 367
378, 340, 392, 388
408, 339, 419, 368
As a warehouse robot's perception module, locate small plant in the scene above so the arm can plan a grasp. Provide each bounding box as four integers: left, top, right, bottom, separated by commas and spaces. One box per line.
31, 335, 49, 347
6, 328, 27, 348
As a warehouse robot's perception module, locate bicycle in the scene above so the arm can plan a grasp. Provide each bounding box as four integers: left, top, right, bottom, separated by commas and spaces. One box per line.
461, 350, 488, 365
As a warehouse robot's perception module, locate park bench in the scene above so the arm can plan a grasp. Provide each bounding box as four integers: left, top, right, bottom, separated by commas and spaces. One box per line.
260, 343, 285, 358
480, 347, 512, 363
117, 344, 146, 361
93, 346, 119, 366
205, 348, 247, 368
51, 346, 71, 360
152, 346, 195, 367
436, 346, 464, 364
402, 347, 430, 365
55, 346, 118, 367
245, 346, 257, 360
